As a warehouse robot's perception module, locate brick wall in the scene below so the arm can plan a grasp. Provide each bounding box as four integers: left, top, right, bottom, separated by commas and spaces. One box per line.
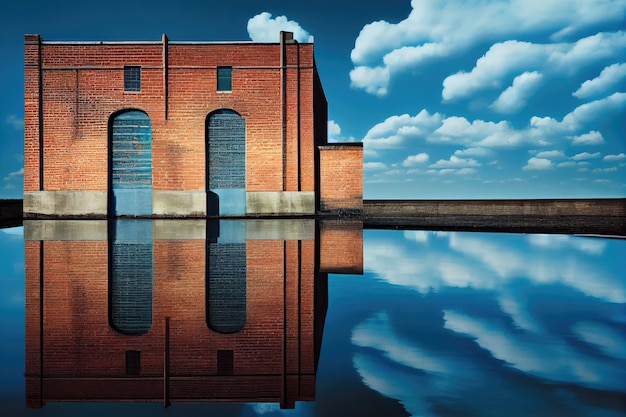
23, 34, 363, 216
319, 144, 363, 212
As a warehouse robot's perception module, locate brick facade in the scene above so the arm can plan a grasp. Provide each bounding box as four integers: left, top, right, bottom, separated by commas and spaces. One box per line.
24, 219, 362, 408
24, 32, 362, 217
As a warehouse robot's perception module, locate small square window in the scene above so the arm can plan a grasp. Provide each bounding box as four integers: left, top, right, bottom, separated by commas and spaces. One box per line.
217, 66, 232, 92
126, 350, 141, 375
124, 66, 141, 92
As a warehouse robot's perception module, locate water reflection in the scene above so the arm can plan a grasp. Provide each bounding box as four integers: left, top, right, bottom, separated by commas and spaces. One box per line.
352, 230, 626, 417
4, 224, 624, 416
23, 219, 363, 410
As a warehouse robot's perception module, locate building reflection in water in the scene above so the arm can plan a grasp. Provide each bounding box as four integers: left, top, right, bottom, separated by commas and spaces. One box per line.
24, 219, 363, 409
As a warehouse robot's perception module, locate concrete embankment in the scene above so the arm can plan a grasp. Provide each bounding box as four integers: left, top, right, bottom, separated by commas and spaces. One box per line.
0, 199, 23, 228
3, 198, 625, 236
363, 199, 626, 236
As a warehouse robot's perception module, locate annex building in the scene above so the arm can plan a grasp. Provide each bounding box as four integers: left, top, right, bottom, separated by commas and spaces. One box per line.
24, 32, 362, 217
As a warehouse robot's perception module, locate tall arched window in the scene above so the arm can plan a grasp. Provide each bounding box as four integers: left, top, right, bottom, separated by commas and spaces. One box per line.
109, 219, 153, 335
206, 241, 247, 333
206, 109, 246, 216
110, 110, 152, 217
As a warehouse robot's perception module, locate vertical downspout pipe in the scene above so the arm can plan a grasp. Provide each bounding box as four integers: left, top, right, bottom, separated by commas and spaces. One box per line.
280, 31, 296, 192
164, 316, 171, 408
38, 37, 44, 191
296, 42, 301, 191
162, 33, 169, 120
280, 32, 287, 191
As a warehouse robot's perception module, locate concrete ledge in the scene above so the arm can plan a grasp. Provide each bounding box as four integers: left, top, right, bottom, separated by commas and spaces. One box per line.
364, 199, 626, 236
23, 219, 317, 241
153, 219, 207, 240
245, 219, 315, 240
153, 190, 206, 217
24, 220, 107, 241
364, 199, 626, 217
24, 191, 107, 217
246, 192, 315, 215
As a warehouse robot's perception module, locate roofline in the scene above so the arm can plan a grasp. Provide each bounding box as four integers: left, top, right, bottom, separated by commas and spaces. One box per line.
30, 32, 313, 46
39, 41, 313, 46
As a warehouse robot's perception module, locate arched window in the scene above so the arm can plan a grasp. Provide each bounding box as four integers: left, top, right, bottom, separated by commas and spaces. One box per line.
110, 110, 152, 216
206, 242, 246, 333
109, 219, 153, 335
206, 109, 246, 216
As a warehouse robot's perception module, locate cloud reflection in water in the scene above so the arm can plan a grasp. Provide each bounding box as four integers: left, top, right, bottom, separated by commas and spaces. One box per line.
355, 231, 626, 416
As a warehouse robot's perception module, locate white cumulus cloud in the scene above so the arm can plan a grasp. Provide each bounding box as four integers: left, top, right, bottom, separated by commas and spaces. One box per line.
364, 161, 388, 170
490, 71, 544, 114
363, 110, 443, 149
402, 153, 429, 166
328, 120, 341, 137
327, 120, 356, 143
604, 153, 626, 161
535, 150, 565, 159
572, 152, 601, 161
573, 62, 626, 99
349, 66, 389, 97
350, 0, 626, 96
247, 12, 313, 43
571, 130, 604, 145
443, 32, 626, 102
430, 155, 480, 169
359, 92, 626, 163
443, 41, 549, 102
523, 157, 553, 170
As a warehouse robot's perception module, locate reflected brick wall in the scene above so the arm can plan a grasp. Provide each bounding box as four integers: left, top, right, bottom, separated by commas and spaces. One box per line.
23, 220, 359, 408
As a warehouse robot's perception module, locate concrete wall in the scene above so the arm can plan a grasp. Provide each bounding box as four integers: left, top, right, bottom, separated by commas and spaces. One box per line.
364, 199, 626, 235
246, 191, 315, 215
364, 199, 626, 217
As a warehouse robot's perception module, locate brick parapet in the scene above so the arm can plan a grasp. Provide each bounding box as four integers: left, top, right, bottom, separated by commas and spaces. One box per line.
319, 144, 363, 213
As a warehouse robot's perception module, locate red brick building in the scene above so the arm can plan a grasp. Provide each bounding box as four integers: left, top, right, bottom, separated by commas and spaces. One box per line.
24, 219, 363, 408
24, 32, 362, 218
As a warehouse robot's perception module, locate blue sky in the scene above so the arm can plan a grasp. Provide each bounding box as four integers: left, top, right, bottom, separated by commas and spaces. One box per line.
1, 0, 625, 199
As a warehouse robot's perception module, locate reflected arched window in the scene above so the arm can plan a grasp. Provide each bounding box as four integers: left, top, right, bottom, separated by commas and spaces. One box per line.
206, 109, 246, 216
109, 219, 153, 335
207, 242, 246, 333
110, 110, 152, 216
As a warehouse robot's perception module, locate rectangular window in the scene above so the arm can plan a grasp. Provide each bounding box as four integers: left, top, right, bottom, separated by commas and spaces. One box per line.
125, 350, 141, 375
217, 350, 234, 375
124, 66, 141, 92
217, 66, 232, 92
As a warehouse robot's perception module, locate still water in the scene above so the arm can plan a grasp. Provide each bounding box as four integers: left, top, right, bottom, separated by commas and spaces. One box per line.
0, 220, 625, 417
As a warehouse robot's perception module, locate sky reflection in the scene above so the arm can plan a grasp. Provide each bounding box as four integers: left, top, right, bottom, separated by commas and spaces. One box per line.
355, 230, 626, 416
0, 225, 624, 416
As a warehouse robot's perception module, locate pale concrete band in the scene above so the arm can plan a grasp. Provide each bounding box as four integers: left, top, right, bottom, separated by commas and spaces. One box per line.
24, 190, 316, 217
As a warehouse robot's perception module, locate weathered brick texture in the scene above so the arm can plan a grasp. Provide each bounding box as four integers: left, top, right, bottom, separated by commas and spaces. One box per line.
319, 144, 363, 212
25, 234, 325, 407
24, 33, 362, 215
